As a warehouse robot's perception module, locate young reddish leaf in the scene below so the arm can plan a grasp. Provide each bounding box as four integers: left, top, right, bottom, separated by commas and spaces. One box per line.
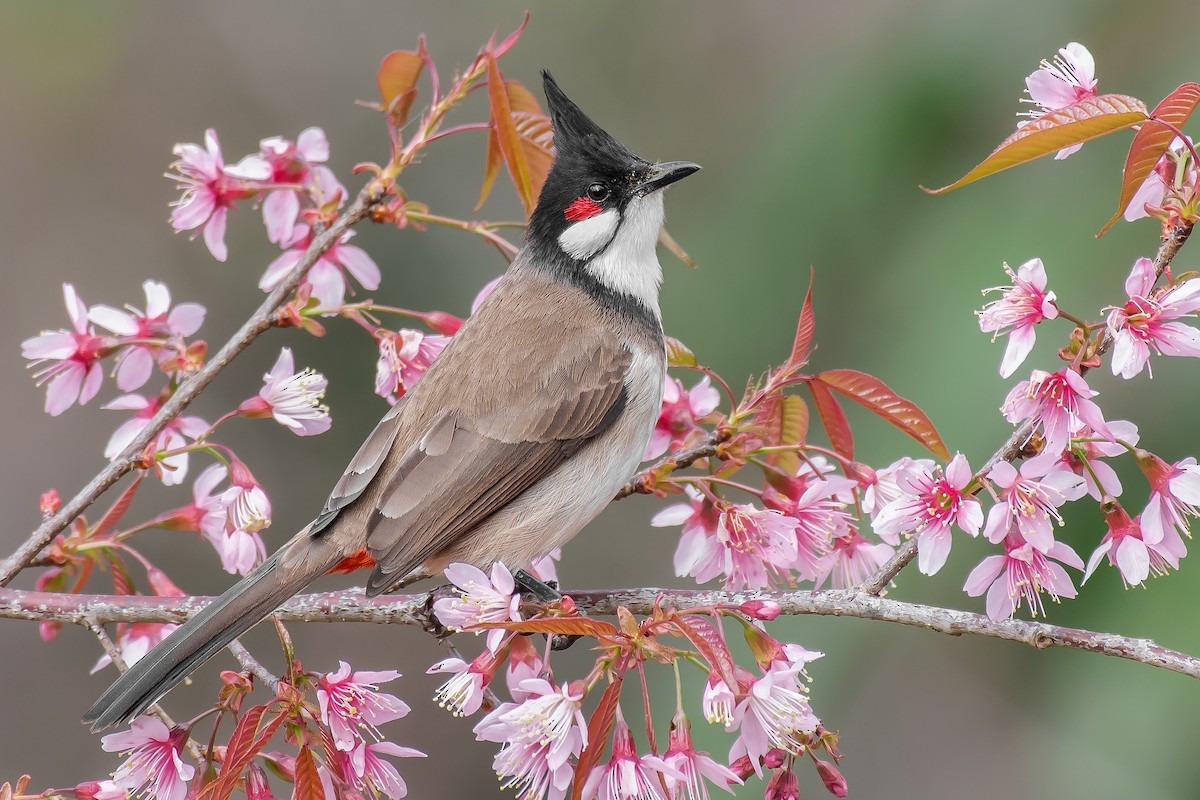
1099, 83, 1200, 236
91, 475, 143, 539
787, 268, 817, 370
817, 369, 950, 460
201, 703, 288, 800
478, 79, 553, 212
923, 94, 1148, 195
293, 747, 326, 800
757, 394, 809, 475
808, 379, 854, 459
670, 615, 737, 689
571, 677, 623, 800
475, 129, 504, 212
486, 58, 538, 217
490, 11, 531, 59
475, 617, 620, 638
665, 336, 698, 368
377, 45, 425, 130
108, 552, 134, 597
658, 228, 696, 269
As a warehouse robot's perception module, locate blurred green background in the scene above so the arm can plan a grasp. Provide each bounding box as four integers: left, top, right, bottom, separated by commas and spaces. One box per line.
2, 1, 1198, 797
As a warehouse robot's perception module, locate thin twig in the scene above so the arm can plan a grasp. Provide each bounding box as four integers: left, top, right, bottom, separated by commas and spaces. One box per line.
0, 183, 387, 587
614, 432, 732, 500
861, 222, 1195, 596
13, 586, 1199, 681
228, 639, 280, 691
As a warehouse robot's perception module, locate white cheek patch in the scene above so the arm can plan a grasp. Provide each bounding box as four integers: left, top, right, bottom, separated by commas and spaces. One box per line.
558, 208, 619, 261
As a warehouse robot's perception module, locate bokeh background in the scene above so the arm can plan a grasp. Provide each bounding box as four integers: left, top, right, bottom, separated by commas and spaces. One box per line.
2, 1, 1199, 797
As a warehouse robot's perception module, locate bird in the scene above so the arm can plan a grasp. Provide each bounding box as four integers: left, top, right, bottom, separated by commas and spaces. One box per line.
83, 70, 700, 731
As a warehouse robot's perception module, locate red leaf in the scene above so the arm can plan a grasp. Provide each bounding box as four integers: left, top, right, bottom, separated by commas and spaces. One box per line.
477, 80, 553, 213
571, 677, 623, 800
293, 747, 326, 800
808, 379, 853, 459
201, 703, 288, 800
923, 94, 1148, 195
788, 268, 817, 370
1099, 83, 1200, 236
487, 60, 541, 217
377, 45, 425, 130
756, 394, 808, 475
476, 617, 620, 638
816, 369, 950, 460
91, 475, 142, 539
670, 616, 737, 689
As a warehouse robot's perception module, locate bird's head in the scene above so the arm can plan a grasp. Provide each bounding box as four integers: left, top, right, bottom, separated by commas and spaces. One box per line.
527, 72, 699, 299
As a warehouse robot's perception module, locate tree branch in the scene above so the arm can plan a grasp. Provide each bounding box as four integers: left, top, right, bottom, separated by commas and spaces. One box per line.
861, 221, 1195, 596
0, 182, 387, 588
7, 586, 1199, 681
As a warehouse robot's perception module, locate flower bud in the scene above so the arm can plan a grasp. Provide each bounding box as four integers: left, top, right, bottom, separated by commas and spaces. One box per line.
74, 780, 126, 800
766, 768, 800, 800
40, 489, 61, 517
245, 763, 277, 800
738, 599, 782, 621
816, 760, 848, 797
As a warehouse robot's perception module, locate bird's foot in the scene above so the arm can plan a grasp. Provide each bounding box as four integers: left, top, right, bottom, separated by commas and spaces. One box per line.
512, 569, 581, 651
419, 583, 458, 640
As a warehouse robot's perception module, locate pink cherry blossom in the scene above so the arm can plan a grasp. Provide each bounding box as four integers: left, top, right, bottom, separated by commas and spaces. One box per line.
220, 461, 272, 549
815, 528, 895, 590
336, 739, 425, 800
318, 661, 412, 752
859, 457, 934, 518
238, 348, 331, 436
429, 649, 502, 717
91, 622, 179, 674
103, 394, 208, 486
1085, 500, 1187, 587
643, 375, 721, 460
506, 634, 548, 702
1002, 368, 1111, 461
964, 530, 1083, 620
74, 780, 127, 800
1136, 451, 1200, 543
433, 562, 521, 652
652, 486, 724, 584
728, 661, 820, 775
258, 127, 344, 244
374, 329, 451, 403
168, 129, 271, 261
1106, 257, 1200, 378
259, 225, 379, 309
100, 716, 194, 800
21, 284, 110, 415
978, 258, 1059, 378
702, 675, 737, 727
1022, 43, 1097, 159
474, 679, 588, 800
765, 769, 800, 800
89, 280, 206, 391
527, 547, 561, 585
1125, 136, 1198, 222
872, 454, 983, 576
764, 476, 856, 582
694, 504, 803, 591
581, 715, 680, 800
661, 710, 741, 799
161, 464, 263, 575
1053, 419, 1138, 500
982, 460, 1085, 553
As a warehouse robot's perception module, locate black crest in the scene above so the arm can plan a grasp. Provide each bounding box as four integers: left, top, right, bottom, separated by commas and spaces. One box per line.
541, 70, 641, 167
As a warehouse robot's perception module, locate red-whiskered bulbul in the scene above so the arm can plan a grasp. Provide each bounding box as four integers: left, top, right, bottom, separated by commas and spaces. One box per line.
84, 71, 699, 730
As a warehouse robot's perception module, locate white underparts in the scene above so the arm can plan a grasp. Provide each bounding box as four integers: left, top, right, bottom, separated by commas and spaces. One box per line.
577, 193, 666, 314
558, 208, 619, 261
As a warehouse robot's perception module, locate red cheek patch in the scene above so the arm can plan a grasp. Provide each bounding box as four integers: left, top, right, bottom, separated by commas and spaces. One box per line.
565, 196, 603, 221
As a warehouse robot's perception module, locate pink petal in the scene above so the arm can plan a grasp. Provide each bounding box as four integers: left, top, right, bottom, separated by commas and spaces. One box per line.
957, 500, 983, 536
308, 260, 347, 308
79, 361, 104, 405
297, 127, 330, 161
945, 453, 972, 489
193, 463, 227, 502
225, 154, 272, 181
21, 331, 77, 360
105, 417, 148, 460
116, 347, 155, 391
336, 245, 381, 290
1124, 172, 1167, 222
171, 189, 215, 231
64, 284, 89, 332
916, 530, 952, 576
688, 376, 721, 415
1115, 537, 1150, 585
986, 461, 1018, 489
89, 305, 139, 336
985, 576, 1016, 620
167, 302, 206, 336
1154, 322, 1200, 358
259, 249, 304, 292
964, 555, 1006, 596
1125, 257, 1156, 298
262, 190, 300, 244
1000, 324, 1036, 379
982, 502, 1010, 544
44, 368, 83, 416
643, 429, 671, 461
142, 281, 171, 317
266, 347, 296, 384
203, 208, 229, 262
1049, 540, 1085, 571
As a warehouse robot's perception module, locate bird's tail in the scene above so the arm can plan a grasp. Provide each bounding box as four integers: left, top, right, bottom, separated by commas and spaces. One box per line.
83, 539, 339, 731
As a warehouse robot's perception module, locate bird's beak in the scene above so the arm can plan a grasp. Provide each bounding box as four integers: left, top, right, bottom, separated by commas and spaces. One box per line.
635, 161, 701, 196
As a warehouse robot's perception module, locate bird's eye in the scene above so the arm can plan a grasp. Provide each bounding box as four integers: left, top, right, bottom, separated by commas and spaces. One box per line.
586, 183, 610, 202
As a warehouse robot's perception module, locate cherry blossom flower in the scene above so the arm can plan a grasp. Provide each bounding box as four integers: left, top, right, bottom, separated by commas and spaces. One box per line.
1022, 43, 1098, 159
259, 225, 379, 309
103, 394, 208, 486
978, 258, 1059, 378
765, 768, 800, 800
169, 129, 271, 261
528, 548, 561, 586
1125, 136, 1197, 222
1106, 257, 1200, 378
100, 716, 194, 800
652, 486, 723, 584
700, 504, 803, 590
982, 460, 1085, 553
643, 375, 720, 460
702, 675, 737, 727
581, 714, 679, 800
159, 464, 262, 575
1085, 500, 1187, 587
73, 780, 127, 800
91, 622, 179, 673
506, 634, 548, 702
872, 454, 983, 576
428, 649, 502, 717
1136, 451, 1200, 543
257, 127, 343, 244
728, 661, 820, 774
661, 710, 741, 800
220, 460, 271, 551
474, 679, 588, 800
1053, 419, 1138, 500
964, 530, 1083, 620
318, 661, 412, 752
88, 281, 206, 391
433, 562, 521, 652
764, 476, 856, 582
374, 329, 451, 403
21, 284, 110, 415
1002, 368, 1111, 461
815, 528, 895, 590
336, 740, 425, 800
858, 457, 934, 518
238, 348, 331, 436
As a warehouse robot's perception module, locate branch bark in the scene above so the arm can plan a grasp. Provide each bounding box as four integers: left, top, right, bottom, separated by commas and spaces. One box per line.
6, 586, 1199, 681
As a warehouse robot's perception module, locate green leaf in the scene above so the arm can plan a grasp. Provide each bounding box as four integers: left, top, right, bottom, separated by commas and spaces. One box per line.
817, 369, 949, 460
1098, 83, 1200, 236
923, 94, 1148, 195
665, 336, 698, 368
808, 379, 853, 459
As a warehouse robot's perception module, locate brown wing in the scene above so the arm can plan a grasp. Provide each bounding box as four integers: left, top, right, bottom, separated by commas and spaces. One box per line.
361, 300, 633, 595
309, 400, 406, 535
